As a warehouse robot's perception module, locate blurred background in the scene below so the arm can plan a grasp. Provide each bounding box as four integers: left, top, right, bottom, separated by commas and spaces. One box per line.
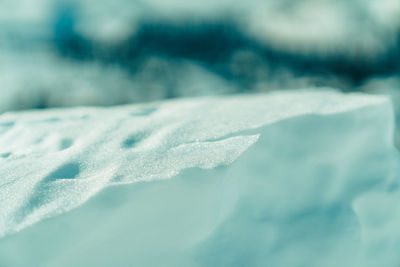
1, 0, 400, 113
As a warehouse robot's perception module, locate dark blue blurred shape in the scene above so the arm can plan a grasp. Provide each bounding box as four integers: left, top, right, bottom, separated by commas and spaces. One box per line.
50, 13, 400, 89
53, 3, 92, 59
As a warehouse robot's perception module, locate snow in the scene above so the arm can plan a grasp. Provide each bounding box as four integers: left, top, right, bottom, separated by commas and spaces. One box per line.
0, 89, 399, 266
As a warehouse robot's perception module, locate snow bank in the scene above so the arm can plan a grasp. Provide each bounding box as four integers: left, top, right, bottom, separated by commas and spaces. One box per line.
0, 89, 399, 266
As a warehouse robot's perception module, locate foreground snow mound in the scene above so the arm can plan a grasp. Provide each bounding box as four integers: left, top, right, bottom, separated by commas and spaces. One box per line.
0, 90, 399, 266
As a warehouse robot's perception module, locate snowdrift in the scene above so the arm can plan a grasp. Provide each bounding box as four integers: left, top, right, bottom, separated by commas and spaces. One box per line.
0, 90, 399, 266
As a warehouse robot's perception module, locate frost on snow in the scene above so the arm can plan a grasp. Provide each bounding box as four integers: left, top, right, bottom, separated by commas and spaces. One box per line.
0, 89, 400, 267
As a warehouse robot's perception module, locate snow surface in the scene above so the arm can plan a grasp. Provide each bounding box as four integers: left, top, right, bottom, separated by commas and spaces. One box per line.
0, 89, 399, 266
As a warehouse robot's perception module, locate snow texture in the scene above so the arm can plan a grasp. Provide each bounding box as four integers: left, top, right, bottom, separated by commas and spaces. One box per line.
0, 89, 399, 266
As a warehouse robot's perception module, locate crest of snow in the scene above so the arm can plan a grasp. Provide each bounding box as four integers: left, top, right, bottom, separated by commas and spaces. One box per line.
1, 89, 400, 267
0, 89, 389, 237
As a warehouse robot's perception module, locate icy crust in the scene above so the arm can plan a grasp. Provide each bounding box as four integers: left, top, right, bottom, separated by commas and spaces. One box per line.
0, 89, 399, 266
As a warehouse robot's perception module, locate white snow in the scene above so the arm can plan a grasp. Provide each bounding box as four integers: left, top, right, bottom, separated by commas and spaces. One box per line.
0, 89, 399, 266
